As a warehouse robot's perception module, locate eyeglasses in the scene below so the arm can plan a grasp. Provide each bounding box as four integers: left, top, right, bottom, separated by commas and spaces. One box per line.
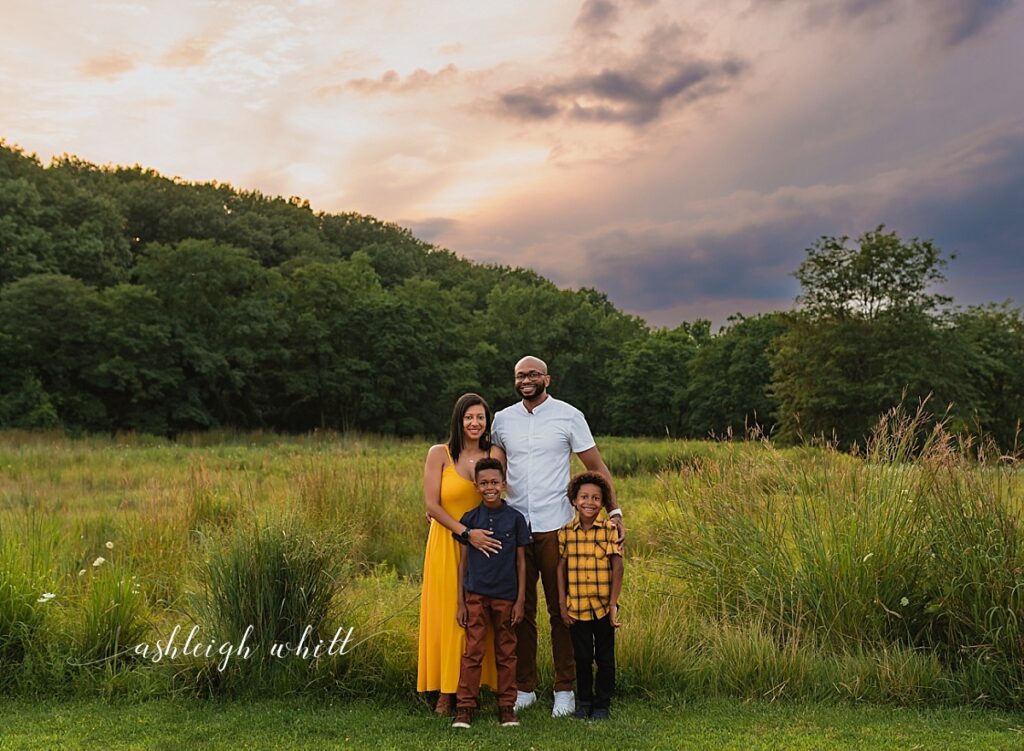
514, 371, 547, 382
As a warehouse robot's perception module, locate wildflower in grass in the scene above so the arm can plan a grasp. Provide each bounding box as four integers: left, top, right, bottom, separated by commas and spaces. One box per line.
78, 569, 86, 576
37, 592, 56, 603
105, 541, 114, 549
900, 597, 910, 607
862, 553, 874, 562
92, 556, 106, 567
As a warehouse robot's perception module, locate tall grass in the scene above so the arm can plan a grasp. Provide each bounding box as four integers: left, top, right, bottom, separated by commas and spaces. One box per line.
1, 425, 1021, 704
595, 437, 730, 477
183, 511, 353, 695
0, 514, 62, 687
660, 405, 1024, 704
291, 455, 424, 574
71, 560, 149, 666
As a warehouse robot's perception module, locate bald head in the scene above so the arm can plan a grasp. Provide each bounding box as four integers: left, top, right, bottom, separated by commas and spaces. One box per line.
514, 355, 548, 375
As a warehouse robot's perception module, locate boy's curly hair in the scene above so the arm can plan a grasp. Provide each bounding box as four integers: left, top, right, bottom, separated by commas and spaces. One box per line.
566, 471, 612, 508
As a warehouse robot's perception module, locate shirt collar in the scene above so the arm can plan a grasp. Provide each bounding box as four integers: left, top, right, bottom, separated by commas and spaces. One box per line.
517, 393, 553, 415
568, 514, 611, 530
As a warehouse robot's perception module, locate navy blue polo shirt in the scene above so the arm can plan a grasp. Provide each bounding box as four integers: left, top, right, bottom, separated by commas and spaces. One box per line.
456, 500, 532, 601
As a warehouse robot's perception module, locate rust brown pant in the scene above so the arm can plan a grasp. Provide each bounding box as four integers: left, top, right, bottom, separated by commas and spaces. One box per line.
456, 592, 518, 709
516, 530, 575, 692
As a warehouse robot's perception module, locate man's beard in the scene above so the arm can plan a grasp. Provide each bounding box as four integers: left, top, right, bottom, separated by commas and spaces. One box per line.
516, 382, 546, 402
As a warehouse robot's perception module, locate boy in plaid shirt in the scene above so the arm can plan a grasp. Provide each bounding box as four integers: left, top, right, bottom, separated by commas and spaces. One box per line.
556, 471, 623, 720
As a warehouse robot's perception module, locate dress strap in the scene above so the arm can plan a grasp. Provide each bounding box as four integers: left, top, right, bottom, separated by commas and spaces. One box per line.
443, 444, 454, 465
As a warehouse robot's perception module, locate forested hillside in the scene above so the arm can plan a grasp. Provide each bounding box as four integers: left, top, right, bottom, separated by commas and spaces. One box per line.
1, 141, 1021, 446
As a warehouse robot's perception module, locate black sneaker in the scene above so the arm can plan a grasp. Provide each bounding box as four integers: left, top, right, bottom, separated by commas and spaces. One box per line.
573, 701, 592, 719
591, 706, 610, 721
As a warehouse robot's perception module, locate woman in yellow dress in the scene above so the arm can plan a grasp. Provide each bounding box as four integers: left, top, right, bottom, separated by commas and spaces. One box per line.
418, 393, 505, 713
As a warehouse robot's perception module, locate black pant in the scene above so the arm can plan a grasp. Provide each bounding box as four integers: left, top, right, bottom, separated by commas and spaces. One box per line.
569, 615, 615, 709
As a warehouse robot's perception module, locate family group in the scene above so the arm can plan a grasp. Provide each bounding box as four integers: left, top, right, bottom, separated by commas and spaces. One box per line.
416, 356, 625, 729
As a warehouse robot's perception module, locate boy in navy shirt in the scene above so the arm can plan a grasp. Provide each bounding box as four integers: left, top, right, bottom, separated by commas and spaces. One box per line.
452, 457, 532, 729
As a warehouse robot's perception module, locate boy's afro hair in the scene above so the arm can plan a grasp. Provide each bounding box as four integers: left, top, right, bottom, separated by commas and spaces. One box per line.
566, 471, 612, 508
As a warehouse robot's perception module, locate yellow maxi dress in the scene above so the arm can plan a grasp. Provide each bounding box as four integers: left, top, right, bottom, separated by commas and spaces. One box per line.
417, 449, 497, 694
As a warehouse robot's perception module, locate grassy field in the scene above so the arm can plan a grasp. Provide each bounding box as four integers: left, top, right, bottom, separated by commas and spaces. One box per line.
1, 413, 1023, 714
2, 696, 1023, 750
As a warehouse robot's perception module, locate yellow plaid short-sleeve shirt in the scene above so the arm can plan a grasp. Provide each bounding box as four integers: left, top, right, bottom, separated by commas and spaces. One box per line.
558, 516, 622, 621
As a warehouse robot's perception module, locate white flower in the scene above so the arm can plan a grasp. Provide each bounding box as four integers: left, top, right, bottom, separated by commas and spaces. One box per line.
92, 556, 106, 567
105, 541, 114, 550
900, 597, 910, 607
862, 553, 874, 563
37, 592, 56, 603
78, 569, 86, 577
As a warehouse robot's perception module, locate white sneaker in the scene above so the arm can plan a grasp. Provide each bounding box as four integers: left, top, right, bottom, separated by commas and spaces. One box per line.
551, 690, 575, 717
513, 690, 536, 711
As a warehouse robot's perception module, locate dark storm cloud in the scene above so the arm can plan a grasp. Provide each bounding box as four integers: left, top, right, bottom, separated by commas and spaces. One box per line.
578, 221, 813, 310
923, 0, 1014, 47
575, 0, 620, 32
806, 0, 896, 25
501, 91, 561, 120
497, 20, 746, 127
571, 122, 1024, 316
497, 51, 747, 127
317, 64, 459, 97
754, 0, 1015, 46
752, 0, 897, 27
897, 125, 1024, 299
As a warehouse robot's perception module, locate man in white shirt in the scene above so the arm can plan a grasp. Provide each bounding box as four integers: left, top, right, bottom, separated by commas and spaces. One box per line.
491, 355, 623, 717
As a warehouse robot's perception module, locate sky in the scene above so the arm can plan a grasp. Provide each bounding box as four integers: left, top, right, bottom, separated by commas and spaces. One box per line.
2, 0, 1022, 326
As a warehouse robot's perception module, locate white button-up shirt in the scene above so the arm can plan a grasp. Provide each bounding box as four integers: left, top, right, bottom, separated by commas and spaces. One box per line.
491, 395, 596, 533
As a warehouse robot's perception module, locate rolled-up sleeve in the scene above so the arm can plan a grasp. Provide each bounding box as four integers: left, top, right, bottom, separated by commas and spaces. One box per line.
568, 408, 595, 453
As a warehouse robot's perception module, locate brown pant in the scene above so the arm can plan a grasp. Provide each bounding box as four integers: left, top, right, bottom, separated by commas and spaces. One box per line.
516, 530, 575, 692
456, 592, 518, 709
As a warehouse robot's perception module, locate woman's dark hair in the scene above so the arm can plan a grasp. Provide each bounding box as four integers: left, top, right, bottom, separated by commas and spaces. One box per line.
567, 471, 612, 509
447, 393, 493, 462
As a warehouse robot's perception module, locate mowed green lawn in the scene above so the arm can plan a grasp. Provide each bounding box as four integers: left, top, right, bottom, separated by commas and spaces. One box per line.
1, 697, 1022, 751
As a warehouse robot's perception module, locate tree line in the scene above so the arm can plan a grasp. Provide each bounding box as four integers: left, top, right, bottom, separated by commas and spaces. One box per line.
1, 142, 1021, 448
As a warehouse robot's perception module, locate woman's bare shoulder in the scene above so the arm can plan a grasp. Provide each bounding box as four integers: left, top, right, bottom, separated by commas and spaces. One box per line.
426, 443, 449, 464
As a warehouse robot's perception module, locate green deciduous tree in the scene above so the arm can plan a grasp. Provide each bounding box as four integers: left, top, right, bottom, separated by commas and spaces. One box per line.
952, 303, 1024, 450
0, 274, 106, 429
276, 254, 384, 430
607, 323, 703, 436
133, 239, 285, 430
686, 313, 786, 438
794, 226, 951, 319
772, 227, 969, 447
89, 285, 180, 434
